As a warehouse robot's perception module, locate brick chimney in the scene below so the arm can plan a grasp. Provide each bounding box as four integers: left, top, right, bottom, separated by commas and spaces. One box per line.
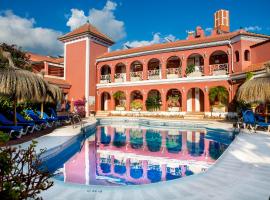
213, 9, 230, 34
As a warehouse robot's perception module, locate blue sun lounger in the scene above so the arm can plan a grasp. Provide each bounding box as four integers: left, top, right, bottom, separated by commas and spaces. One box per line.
0, 113, 34, 134
0, 125, 24, 138
25, 110, 52, 128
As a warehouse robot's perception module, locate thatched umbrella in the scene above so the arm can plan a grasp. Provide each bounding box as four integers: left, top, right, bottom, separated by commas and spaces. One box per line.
0, 66, 47, 125
39, 82, 63, 118
237, 65, 270, 121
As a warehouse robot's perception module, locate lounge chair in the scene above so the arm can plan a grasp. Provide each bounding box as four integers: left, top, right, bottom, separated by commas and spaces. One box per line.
25, 110, 52, 128
0, 113, 33, 134
0, 125, 24, 138
36, 111, 59, 126
49, 108, 71, 123
243, 110, 270, 132
9, 111, 43, 131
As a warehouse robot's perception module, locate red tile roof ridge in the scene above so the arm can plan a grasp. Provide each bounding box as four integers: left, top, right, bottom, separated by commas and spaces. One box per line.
97, 30, 270, 60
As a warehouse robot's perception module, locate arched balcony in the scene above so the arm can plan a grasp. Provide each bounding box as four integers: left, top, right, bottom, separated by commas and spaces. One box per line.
209, 50, 229, 75
166, 89, 182, 112
147, 58, 161, 80
130, 90, 143, 111
100, 65, 111, 84
166, 56, 182, 79
186, 54, 204, 77
130, 61, 143, 82
114, 63, 126, 83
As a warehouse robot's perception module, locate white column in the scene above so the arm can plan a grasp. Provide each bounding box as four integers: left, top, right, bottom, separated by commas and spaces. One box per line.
85, 37, 90, 117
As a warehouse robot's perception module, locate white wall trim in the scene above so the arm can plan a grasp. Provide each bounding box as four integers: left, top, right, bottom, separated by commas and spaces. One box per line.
44, 75, 65, 80
65, 37, 87, 45
64, 43, 67, 80
96, 40, 231, 62
85, 37, 90, 117
231, 35, 268, 44
48, 62, 64, 68
97, 75, 230, 89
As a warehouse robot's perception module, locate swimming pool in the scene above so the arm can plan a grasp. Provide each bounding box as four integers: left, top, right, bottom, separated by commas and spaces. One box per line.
42, 119, 234, 186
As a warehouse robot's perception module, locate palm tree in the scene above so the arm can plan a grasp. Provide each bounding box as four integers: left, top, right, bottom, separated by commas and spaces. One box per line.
209, 86, 229, 105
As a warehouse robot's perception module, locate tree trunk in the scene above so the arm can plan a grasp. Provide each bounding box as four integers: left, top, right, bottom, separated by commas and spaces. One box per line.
40, 103, 44, 118
13, 98, 17, 126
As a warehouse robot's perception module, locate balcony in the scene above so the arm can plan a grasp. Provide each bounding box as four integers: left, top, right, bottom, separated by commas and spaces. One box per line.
100, 74, 111, 84
166, 68, 181, 79
148, 69, 161, 80
114, 73, 126, 83
130, 71, 143, 82
210, 63, 228, 75
186, 66, 204, 77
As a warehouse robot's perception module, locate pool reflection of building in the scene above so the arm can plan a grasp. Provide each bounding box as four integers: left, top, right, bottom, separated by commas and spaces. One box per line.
63, 126, 227, 185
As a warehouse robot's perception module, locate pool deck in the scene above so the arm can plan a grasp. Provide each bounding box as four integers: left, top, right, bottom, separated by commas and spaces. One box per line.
18, 118, 270, 200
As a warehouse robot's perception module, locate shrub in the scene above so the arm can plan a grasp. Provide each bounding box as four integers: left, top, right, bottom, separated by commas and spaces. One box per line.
0, 134, 53, 199
130, 100, 143, 110
167, 95, 180, 107
74, 99, 86, 117
146, 94, 161, 111
185, 64, 195, 75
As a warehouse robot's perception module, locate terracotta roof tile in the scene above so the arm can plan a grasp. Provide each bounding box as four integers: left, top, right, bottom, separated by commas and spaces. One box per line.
44, 77, 71, 88
27, 52, 64, 64
97, 30, 270, 60
58, 22, 114, 44
233, 60, 270, 75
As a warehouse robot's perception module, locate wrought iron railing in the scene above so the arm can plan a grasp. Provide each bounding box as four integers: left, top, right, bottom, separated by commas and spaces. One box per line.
130, 71, 143, 81
148, 69, 161, 80
210, 63, 229, 75
114, 73, 126, 82
166, 68, 182, 78
100, 74, 111, 83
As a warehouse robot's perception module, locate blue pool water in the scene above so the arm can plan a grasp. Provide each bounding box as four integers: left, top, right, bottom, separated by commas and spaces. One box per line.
42, 121, 234, 186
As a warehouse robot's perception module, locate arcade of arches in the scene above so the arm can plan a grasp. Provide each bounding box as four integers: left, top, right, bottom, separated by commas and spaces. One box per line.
98, 85, 230, 113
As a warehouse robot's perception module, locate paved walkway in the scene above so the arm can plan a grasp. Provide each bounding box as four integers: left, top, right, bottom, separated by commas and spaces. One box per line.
39, 123, 270, 200
17, 118, 96, 154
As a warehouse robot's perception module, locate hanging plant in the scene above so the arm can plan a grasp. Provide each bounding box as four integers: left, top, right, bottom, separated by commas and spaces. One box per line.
185, 64, 195, 75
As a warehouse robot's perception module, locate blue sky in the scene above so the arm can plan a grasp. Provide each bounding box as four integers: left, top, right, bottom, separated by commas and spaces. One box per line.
1, 0, 270, 55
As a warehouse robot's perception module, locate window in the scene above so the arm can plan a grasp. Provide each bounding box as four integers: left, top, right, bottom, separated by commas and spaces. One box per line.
235, 51, 240, 62
244, 50, 250, 61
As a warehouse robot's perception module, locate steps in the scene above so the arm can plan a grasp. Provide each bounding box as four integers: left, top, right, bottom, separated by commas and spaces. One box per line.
96, 111, 110, 117
184, 112, 205, 120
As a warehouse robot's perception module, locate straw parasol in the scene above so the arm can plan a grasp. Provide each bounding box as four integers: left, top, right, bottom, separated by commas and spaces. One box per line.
237, 65, 270, 104
237, 64, 270, 121
0, 48, 48, 125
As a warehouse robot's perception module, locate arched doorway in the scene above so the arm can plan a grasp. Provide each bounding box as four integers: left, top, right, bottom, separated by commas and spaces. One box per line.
187, 88, 204, 112
101, 92, 111, 111
130, 61, 143, 81
166, 89, 182, 112
130, 90, 143, 111
166, 56, 182, 79
147, 58, 161, 80
186, 53, 204, 77
100, 65, 111, 83
146, 90, 161, 111
209, 50, 228, 75
113, 91, 126, 110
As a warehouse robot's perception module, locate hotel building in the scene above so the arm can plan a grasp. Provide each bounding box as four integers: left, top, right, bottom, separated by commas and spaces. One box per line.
29, 10, 270, 118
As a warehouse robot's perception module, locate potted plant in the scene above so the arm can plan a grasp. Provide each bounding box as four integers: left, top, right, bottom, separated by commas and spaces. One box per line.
209, 86, 228, 112
185, 64, 195, 76
167, 95, 180, 112
113, 91, 126, 111
146, 94, 161, 111
130, 99, 143, 111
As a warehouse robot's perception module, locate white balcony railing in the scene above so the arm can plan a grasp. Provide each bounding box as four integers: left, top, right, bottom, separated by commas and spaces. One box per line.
148, 69, 161, 80
130, 71, 143, 81
114, 73, 126, 82
210, 63, 229, 75
166, 68, 181, 79
100, 74, 111, 83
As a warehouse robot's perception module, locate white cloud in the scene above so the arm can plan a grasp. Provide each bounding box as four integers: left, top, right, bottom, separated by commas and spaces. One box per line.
66, 1, 126, 41
123, 33, 177, 48
0, 10, 63, 56
244, 26, 262, 32
205, 27, 213, 32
